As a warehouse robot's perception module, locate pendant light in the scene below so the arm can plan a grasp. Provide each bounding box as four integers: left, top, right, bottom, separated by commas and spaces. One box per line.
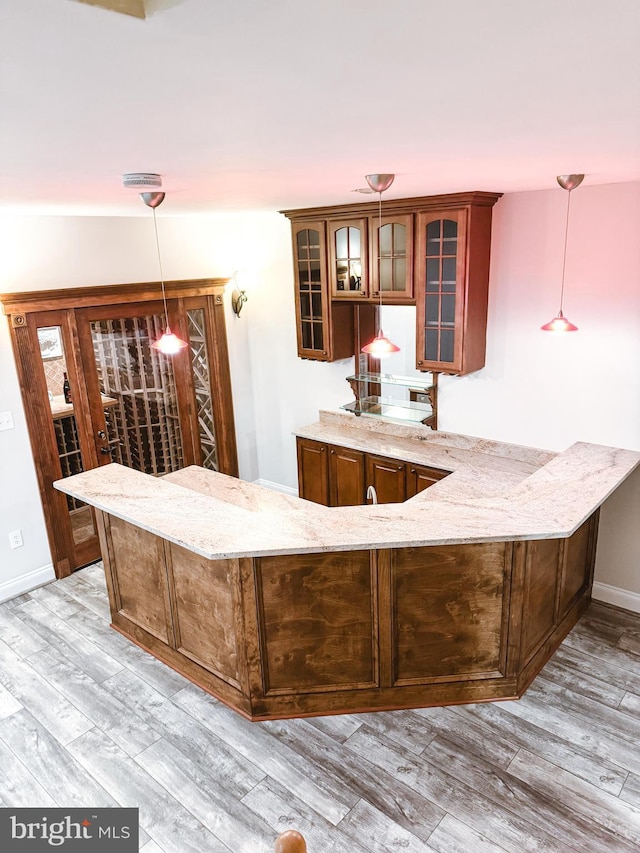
361, 173, 401, 357
140, 190, 189, 354
541, 174, 584, 332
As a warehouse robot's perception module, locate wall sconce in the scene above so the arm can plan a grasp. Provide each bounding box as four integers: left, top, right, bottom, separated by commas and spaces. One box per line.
231, 270, 250, 317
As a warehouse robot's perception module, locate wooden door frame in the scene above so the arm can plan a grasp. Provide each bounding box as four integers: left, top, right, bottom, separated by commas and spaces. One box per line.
1, 278, 238, 578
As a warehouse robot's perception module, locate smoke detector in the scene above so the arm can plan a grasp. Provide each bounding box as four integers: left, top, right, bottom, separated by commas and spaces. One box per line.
122, 172, 163, 189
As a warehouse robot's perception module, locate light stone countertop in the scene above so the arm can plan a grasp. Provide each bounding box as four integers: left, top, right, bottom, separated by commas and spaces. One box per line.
53, 411, 640, 560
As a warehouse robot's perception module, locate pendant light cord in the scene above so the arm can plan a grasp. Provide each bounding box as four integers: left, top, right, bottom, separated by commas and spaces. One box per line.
559, 187, 572, 313
152, 206, 170, 328
378, 190, 383, 321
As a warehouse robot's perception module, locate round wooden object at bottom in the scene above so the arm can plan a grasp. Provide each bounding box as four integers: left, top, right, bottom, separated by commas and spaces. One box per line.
275, 829, 307, 853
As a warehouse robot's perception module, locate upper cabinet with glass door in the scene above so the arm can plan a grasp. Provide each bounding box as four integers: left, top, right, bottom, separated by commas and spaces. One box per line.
282, 192, 501, 370
415, 198, 499, 375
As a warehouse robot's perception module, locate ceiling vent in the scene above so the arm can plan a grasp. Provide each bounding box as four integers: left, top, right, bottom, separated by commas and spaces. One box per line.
122, 172, 163, 189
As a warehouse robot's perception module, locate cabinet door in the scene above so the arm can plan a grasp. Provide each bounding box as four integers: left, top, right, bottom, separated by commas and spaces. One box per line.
328, 219, 368, 298
415, 209, 468, 373
370, 214, 413, 302
366, 454, 407, 504
406, 463, 450, 497
296, 438, 329, 505
292, 222, 331, 359
329, 445, 365, 506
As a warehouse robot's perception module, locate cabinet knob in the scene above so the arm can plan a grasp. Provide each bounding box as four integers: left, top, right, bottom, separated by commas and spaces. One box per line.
417, 360, 423, 366
397, 465, 403, 471
330, 449, 335, 454
321, 447, 326, 452
410, 468, 416, 474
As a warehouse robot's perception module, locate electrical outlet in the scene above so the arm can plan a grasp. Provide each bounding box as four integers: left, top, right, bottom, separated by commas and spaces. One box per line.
0, 411, 14, 432
9, 530, 23, 549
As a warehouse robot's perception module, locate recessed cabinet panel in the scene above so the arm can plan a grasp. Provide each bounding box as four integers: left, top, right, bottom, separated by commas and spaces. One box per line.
296, 437, 329, 505
558, 519, 593, 617
329, 445, 365, 506
393, 543, 507, 683
256, 550, 377, 693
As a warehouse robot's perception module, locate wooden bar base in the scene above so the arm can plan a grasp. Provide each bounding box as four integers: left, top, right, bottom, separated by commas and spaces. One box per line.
96, 509, 599, 721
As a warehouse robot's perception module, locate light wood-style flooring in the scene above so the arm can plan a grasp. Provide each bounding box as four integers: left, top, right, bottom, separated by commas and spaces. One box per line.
1, 564, 640, 852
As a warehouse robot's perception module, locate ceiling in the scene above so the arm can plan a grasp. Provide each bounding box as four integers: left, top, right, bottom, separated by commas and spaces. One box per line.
1, 0, 639, 215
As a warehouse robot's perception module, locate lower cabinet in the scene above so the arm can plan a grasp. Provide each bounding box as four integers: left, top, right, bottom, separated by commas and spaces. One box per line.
296, 437, 450, 506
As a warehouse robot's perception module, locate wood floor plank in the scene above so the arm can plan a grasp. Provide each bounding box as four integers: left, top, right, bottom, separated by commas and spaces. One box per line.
620, 690, 640, 715
0, 708, 118, 807
174, 685, 357, 826
28, 582, 86, 619
0, 602, 49, 657
13, 599, 123, 683
337, 798, 437, 853
344, 724, 580, 853
539, 656, 627, 707
348, 709, 437, 756
306, 713, 363, 743
55, 572, 112, 621
498, 691, 640, 777
0, 680, 22, 720
241, 776, 370, 853
412, 705, 519, 768
0, 736, 58, 807
564, 628, 640, 678
261, 716, 444, 842
507, 748, 640, 848
66, 727, 228, 852
550, 642, 640, 696
619, 631, 640, 657
66, 607, 189, 697
585, 601, 640, 633
135, 737, 275, 853
426, 813, 508, 853
529, 675, 640, 750
28, 645, 162, 757
104, 668, 266, 798
447, 701, 628, 796
0, 637, 93, 746
620, 772, 640, 809
421, 735, 632, 853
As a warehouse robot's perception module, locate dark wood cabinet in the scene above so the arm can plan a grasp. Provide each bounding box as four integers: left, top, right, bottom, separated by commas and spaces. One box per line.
297, 437, 451, 506
406, 462, 450, 497
366, 454, 407, 504
290, 220, 354, 361
296, 437, 330, 505
283, 191, 501, 373
329, 444, 365, 506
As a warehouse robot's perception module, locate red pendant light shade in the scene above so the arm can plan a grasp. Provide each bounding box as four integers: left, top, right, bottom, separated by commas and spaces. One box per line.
541, 174, 583, 333
360, 173, 401, 357
151, 327, 189, 353
140, 188, 189, 354
540, 310, 578, 332
361, 329, 401, 357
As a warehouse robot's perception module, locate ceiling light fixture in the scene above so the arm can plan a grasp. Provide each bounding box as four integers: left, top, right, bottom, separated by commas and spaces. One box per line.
139, 189, 188, 354
361, 173, 401, 358
541, 173, 584, 333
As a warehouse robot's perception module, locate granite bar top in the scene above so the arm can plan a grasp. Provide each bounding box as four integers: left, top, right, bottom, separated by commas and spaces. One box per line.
53, 412, 640, 560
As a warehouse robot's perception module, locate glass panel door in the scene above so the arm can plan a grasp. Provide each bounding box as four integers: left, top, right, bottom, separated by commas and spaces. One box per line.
77, 303, 193, 476
37, 321, 97, 549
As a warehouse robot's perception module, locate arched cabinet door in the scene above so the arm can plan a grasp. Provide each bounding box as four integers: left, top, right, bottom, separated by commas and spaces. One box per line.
415, 210, 467, 372
328, 218, 368, 299
370, 213, 413, 301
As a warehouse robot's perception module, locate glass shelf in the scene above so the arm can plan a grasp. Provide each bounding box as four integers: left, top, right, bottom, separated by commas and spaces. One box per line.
341, 395, 435, 426
346, 372, 434, 390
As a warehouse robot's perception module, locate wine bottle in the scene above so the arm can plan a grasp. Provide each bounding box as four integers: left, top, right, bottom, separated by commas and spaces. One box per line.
63, 372, 72, 404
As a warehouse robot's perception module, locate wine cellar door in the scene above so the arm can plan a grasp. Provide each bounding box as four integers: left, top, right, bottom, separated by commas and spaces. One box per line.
1, 280, 237, 578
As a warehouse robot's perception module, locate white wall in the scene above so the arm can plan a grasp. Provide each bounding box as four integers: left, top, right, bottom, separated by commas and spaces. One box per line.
1, 181, 639, 606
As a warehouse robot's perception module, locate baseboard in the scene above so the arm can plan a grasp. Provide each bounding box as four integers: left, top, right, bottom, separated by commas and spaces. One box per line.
0, 564, 56, 604
592, 581, 640, 614
253, 478, 298, 497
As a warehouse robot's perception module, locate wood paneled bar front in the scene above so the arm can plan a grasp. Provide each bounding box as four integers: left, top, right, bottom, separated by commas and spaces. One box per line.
54, 413, 640, 721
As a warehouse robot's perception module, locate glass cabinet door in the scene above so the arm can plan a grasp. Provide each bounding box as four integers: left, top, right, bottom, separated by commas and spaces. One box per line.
328, 219, 368, 298
292, 221, 330, 358
370, 214, 413, 301
416, 210, 467, 372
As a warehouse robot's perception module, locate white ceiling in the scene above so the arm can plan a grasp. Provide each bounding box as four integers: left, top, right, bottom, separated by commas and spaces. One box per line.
2, 0, 639, 215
